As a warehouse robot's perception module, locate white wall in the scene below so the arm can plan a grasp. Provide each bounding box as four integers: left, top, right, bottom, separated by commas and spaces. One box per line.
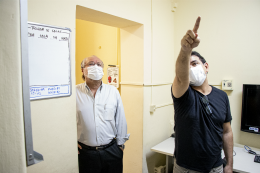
143, 0, 175, 172
27, 1, 78, 172
173, 0, 260, 148
0, 0, 27, 173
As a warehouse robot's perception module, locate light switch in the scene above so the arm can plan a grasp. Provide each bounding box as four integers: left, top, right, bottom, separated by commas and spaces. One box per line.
222, 80, 233, 90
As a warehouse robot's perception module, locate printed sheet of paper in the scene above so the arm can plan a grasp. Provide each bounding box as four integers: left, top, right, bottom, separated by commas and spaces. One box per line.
107, 66, 119, 88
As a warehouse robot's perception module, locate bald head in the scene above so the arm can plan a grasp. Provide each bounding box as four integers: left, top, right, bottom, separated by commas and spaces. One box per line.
81, 55, 104, 69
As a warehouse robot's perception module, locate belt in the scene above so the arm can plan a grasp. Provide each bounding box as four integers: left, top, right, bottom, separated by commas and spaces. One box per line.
78, 138, 116, 151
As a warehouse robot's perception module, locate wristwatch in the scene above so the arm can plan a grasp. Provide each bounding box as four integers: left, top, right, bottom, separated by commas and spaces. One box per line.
118, 144, 125, 149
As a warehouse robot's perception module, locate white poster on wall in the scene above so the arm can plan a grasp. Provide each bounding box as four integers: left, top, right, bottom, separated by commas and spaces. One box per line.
107, 65, 119, 88
28, 22, 71, 100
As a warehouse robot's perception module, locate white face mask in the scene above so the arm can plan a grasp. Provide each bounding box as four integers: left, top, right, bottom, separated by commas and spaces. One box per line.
87, 65, 104, 80
189, 64, 206, 86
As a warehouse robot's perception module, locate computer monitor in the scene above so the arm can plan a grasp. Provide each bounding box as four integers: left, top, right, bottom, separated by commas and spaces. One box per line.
241, 84, 260, 134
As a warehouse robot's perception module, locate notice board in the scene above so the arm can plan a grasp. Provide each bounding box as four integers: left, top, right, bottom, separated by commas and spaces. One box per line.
28, 22, 71, 100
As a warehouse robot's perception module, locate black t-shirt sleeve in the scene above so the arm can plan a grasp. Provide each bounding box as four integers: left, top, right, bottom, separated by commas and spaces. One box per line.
171, 85, 191, 102
224, 94, 232, 122
171, 86, 195, 119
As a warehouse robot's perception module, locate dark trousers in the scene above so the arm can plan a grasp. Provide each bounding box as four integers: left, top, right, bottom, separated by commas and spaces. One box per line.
78, 141, 123, 173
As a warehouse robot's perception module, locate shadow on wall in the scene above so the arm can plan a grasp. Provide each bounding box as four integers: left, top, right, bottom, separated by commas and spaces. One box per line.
146, 152, 166, 173
223, 90, 233, 96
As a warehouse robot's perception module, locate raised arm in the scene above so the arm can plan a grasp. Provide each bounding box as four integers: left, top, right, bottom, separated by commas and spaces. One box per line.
172, 17, 201, 98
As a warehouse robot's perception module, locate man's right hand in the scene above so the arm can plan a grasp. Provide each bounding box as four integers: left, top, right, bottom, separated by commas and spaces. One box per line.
172, 16, 202, 98
181, 16, 201, 52
78, 144, 82, 154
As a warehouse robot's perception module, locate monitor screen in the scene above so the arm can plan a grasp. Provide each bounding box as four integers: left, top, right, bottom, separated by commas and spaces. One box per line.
241, 85, 260, 134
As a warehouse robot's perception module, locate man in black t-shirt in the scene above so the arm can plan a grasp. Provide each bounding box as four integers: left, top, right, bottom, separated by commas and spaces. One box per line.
171, 17, 233, 173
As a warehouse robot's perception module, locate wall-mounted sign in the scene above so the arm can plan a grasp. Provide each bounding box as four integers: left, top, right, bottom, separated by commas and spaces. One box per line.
107, 65, 119, 88
28, 22, 71, 100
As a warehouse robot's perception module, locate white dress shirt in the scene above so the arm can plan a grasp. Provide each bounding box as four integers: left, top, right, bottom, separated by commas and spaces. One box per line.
76, 82, 130, 146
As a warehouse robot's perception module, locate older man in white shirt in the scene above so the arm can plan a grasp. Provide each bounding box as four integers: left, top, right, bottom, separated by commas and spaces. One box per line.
76, 55, 129, 173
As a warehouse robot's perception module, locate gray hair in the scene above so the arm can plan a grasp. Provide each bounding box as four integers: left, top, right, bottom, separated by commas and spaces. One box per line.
81, 55, 104, 69
80, 57, 89, 69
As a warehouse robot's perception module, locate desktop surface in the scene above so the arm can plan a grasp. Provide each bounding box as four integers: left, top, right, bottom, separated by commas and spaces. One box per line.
232, 146, 260, 173
151, 137, 175, 156
151, 138, 260, 173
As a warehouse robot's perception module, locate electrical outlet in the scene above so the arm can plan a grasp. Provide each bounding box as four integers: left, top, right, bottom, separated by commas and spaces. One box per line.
150, 105, 156, 113
222, 80, 233, 90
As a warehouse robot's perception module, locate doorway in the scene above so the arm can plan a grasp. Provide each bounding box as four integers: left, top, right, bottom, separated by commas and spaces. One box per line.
76, 5, 144, 173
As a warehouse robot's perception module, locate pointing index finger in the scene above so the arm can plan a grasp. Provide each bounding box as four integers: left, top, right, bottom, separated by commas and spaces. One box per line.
193, 16, 201, 34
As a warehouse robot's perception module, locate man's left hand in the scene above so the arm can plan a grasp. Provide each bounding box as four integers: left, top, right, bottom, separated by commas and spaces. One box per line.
223, 165, 232, 173
119, 147, 124, 152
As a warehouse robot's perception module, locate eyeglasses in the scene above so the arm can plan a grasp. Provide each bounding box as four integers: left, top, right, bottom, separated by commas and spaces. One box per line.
85, 61, 103, 67
200, 95, 213, 115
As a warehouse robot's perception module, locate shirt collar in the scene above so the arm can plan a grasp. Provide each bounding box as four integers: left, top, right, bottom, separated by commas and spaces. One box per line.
85, 82, 103, 92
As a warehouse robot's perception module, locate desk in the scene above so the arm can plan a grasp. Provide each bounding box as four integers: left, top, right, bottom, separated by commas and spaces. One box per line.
151, 138, 260, 173
151, 138, 174, 173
